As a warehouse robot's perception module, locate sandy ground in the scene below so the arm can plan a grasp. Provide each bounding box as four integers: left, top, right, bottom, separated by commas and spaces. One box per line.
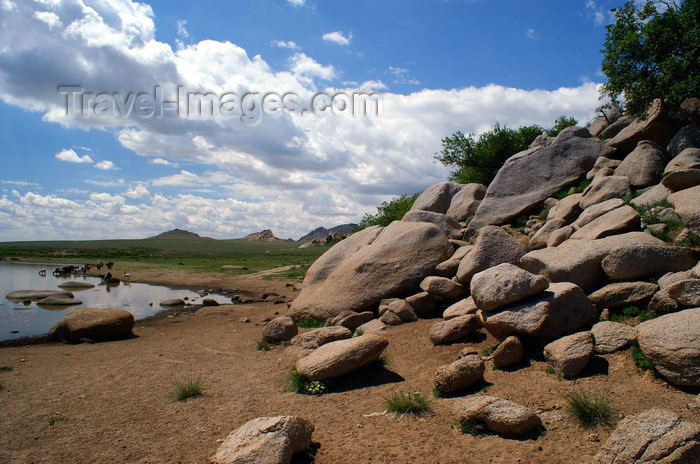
1, 269, 699, 464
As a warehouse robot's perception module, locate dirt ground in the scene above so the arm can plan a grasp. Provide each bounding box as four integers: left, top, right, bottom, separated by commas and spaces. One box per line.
1, 270, 699, 464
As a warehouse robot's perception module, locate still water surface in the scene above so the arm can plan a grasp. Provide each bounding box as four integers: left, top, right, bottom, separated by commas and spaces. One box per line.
1, 261, 228, 341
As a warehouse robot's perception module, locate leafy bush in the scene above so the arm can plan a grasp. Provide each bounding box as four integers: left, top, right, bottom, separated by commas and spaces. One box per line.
356, 193, 420, 230
564, 389, 614, 428
296, 317, 325, 328
609, 305, 658, 324
631, 345, 655, 371
171, 375, 206, 401
547, 115, 578, 137
601, 0, 700, 117
436, 123, 543, 185
455, 418, 486, 436
286, 367, 327, 395
384, 391, 431, 415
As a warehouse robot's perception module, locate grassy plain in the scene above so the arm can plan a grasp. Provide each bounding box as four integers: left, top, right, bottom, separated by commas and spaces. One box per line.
0, 237, 329, 280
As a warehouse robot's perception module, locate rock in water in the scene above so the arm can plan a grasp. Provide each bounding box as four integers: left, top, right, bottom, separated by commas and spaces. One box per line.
295, 334, 388, 381
47, 308, 134, 343
6, 290, 74, 301
289, 222, 452, 320
636, 308, 700, 387
467, 126, 613, 232
57, 281, 95, 289
211, 416, 314, 464
593, 409, 700, 464
452, 396, 542, 438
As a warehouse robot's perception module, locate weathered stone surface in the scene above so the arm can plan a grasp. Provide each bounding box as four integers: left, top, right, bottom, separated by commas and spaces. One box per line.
211, 415, 314, 464
429, 314, 481, 345
452, 396, 543, 438
405, 292, 436, 316
547, 225, 576, 247
661, 169, 700, 191
420, 276, 464, 299
402, 210, 463, 239
588, 281, 659, 310
575, 199, 626, 230
544, 331, 594, 378
599, 116, 632, 139
451, 245, 473, 260
637, 308, 700, 386
522, 232, 693, 292
37, 295, 82, 306
335, 310, 375, 330
529, 218, 567, 250
443, 297, 478, 320
295, 334, 388, 381
57, 281, 95, 289
481, 282, 597, 340
607, 101, 685, 155
263, 316, 298, 343
433, 354, 485, 393
47, 308, 134, 343
410, 181, 466, 214
589, 112, 622, 137
579, 176, 631, 209
570, 205, 640, 240
6, 290, 74, 301
668, 185, 700, 234
667, 125, 700, 159
355, 319, 387, 335
601, 240, 696, 281
446, 183, 487, 221
667, 279, 700, 307
649, 290, 681, 314
290, 221, 452, 319
291, 326, 352, 349
456, 226, 525, 285
160, 298, 185, 306
379, 310, 402, 326
470, 263, 549, 312
614, 141, 667, 188
587, 157, 622, 180
379, 300, 417, 324
492, 336, 525, 368
435, 258, 461, 277
665, 147, 700, 175
467, 126, 613, 231
591, 321, 636, 354
201, 298, 219, 306
546, 194, 583, 223
592, 409, 700, 464
631, 184, 673, 208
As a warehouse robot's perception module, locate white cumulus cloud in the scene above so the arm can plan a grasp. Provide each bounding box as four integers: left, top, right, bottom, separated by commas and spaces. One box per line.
322, 31, 352, 46
55, 148, 93, 163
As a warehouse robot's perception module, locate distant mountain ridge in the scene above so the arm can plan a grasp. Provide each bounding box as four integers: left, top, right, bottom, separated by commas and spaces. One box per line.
149, 228, 203, 239
298, 224, 358, 242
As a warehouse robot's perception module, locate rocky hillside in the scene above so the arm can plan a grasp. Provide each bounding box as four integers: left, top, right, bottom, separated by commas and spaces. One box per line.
238, 102, 700, 462
148, 228, 202, 239
297, 223, 358, 242
243, 229, 278, 241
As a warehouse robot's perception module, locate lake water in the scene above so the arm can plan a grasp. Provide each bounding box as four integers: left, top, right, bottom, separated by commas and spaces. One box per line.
0, 261, 229, 341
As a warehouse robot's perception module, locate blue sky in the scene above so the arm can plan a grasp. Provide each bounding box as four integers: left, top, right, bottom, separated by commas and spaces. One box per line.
0, 0, 621, 241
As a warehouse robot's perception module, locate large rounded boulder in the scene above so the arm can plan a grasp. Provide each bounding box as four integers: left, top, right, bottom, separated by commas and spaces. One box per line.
289, 222, 453, 320
47, 308, 135, 343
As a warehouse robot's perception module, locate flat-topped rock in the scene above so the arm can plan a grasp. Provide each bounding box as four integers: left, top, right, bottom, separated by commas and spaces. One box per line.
6, 290, 74, 301
569, 205, 640, 241
57, 281, 95, 289
291, 326, 352, 350
588, 281, 659, 310
591, 321, 636, 354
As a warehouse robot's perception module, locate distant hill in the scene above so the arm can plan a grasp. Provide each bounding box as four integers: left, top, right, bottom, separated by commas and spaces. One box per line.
298, 223, 358, 242
148, 228, 203, 239
244, 229, 278, 241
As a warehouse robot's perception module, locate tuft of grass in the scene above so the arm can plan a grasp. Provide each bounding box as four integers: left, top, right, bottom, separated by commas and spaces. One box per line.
296, 317, 325, 328
631, 345, 655, 372
286, 367, 327, 395
0, 366, 12, 372
455, 418, 486, 436
564, 389, 613, 428
171, 375, 206, 401
48, 416, 67, 426
556, 178, 591, 199
256, 339, 272, 351
353, 328, 365, 337
384, 391, 431, 415
678, 230, 700, 248
621, 191, 643, 205
479, 346, 493, 357
432, 388, 442, 399
609, 305, 658, 324
544, 365, 563, 381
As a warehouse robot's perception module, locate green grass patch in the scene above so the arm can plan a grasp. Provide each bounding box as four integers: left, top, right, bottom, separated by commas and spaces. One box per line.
544, 365, 563, 381
678, 230, 700, 248
48, 416, 68, 426
564, 389, 613, 428
256, 339, 272, 351
0, 366, 13, 372
286, 367, 327, 395
296, 317, 326, 329
609, 305, 658, 324
171, 375, 206, 401
479, 346, 493, 357
454, 418, 487, 436
555, 178, 591, 199
384, 391, 431, 415
631, 346, 655, 372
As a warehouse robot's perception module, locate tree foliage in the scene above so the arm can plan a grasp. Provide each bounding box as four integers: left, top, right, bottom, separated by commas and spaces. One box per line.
435, 123, 544, 185
600, 0, 700, 117
547, 115, 578, 137
356, 193, 420, 230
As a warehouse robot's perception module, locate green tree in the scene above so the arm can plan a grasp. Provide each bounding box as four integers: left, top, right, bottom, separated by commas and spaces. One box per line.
356, 193, 420, 230
435, 123, 543, 185
547, 115, 578, 137
601, 0, 700, 117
